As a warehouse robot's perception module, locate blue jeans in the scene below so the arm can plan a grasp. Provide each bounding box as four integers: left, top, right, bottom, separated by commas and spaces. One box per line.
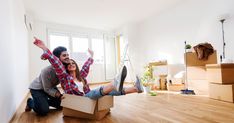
28, 89, 62, 115
85, 86, 125, 100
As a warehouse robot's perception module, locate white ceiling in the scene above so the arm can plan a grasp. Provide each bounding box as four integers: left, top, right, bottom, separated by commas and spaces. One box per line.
23, 0, 184, 31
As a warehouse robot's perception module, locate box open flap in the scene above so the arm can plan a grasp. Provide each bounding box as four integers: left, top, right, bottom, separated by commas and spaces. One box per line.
61, 94, 96, 114
97, 96, 114, 111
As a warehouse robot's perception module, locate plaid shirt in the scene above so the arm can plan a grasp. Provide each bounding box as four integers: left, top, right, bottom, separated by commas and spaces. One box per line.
42, 49, 93, 96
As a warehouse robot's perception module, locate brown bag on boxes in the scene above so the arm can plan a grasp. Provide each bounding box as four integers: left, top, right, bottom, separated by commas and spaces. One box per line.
193, 42, 214, 60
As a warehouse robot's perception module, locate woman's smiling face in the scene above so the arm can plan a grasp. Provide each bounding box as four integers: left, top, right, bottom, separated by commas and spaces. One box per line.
67, 59, 77, 72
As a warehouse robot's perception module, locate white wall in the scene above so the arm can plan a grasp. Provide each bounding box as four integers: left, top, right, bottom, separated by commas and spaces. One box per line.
119, 0, 234, 75
0, 0, 29, 122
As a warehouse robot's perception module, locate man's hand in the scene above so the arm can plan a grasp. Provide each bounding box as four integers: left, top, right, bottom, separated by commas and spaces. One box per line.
33, 37, 48, 50
60, 95, 65, 100
55, 91, 61, 97
55, 91, 64, 100
88, 48, 94, 58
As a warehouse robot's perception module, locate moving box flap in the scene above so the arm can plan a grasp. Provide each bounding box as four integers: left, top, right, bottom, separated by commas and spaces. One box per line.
61, 94, 96, 114
97, 96, 113, 111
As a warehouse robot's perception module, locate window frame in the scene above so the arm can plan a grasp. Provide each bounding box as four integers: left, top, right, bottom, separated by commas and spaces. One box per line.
47, 29, 105, 63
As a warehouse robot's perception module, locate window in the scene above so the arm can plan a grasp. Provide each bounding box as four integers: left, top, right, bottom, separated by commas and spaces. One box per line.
49, 35, 69, 51
71, 37, 89, 62
48, 32, 105, 62
104, 35, 116, 80
48, 30, 117, 82
72, 37, 89, 52
119, 36, 125, 58
92, 38, 104, 63
119, 35, 128, 62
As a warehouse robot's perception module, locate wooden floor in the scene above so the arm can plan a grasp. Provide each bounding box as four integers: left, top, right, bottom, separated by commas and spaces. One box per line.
10, 90, 234, 123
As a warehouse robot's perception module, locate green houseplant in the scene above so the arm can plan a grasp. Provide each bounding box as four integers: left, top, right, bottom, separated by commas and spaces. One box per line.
185, 44, 192, 52
185, 44, 192, 49
141, 66, 155, 93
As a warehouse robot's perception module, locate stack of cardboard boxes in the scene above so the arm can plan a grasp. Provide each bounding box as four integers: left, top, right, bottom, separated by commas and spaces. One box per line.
185, 51, 217, 95
206, 63, 234, 103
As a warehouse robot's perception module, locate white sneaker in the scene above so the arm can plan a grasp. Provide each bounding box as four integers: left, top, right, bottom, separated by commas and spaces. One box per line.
135, 75, 143, 93
113, 66, 127, 91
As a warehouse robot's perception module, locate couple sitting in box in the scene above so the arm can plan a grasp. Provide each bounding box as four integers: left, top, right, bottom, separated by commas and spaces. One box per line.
26, 37, 143, 116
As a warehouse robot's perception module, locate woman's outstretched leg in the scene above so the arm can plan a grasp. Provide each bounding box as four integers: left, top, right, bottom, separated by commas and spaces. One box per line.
106, 75, 144, 96
122, 75, 143, 94
85, 66, 127, 100
85, 71, 143, 100
102, 66, 127, 94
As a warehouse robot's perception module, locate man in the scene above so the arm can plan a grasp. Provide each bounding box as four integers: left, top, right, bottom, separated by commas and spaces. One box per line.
25, 46, 70, 116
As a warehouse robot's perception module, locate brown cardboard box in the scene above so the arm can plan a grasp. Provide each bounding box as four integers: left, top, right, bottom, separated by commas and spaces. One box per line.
61, 94, 113, 120
167, 84, 184, 91
187, 79, 209, 95
209, 83, 234, 103
187, 66, 206, 80
63, 108, 110, 120
185, 51, 217, 66
159, 75, 167, 90
206, 63, 234, 84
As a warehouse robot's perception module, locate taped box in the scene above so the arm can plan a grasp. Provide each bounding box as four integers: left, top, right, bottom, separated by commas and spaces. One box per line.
188, 79, 209, 95
185, 51, 217, 66
187, 66, 206, 80
61, 94, 114, 120
209, 83, 234, 103
206, 63, 234, 84
167, 84, 184, 91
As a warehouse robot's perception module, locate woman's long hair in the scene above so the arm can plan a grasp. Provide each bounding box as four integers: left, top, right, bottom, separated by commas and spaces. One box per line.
65, 59, 85, 84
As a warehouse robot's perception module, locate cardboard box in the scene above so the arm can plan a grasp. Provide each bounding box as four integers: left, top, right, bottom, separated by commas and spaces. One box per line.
187, 66, 206, 80
209, 83, 234, 103
167, 84, 184, 91
61, 94, 113, 120
185, 51, 217, 66
187, 79, 209, 95
206, 63, 234, 84
159, 75, 167, 90
63, 108, 110, 120
171, 78, 184, 85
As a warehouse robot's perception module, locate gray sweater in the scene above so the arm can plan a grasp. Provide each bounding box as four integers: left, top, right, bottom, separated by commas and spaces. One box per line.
29, 65, 60, 97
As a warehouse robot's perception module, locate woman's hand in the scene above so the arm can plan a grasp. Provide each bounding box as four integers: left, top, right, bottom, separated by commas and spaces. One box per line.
33, 37, 48, 50
88, 48, 94, 58
40, 55, 47, 60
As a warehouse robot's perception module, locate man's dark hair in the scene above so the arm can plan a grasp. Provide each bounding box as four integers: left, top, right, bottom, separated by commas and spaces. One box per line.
52, 46, 67, 58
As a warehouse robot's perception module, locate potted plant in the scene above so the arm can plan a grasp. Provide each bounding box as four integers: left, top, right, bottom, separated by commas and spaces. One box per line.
185, 44, 192, 52
141, 66, 155, 93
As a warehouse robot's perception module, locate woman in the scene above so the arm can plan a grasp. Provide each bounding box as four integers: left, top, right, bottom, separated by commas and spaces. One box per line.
34, 38, 143, 100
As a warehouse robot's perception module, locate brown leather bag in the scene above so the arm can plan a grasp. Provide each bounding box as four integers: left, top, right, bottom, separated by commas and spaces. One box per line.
193, 43, 214, 60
